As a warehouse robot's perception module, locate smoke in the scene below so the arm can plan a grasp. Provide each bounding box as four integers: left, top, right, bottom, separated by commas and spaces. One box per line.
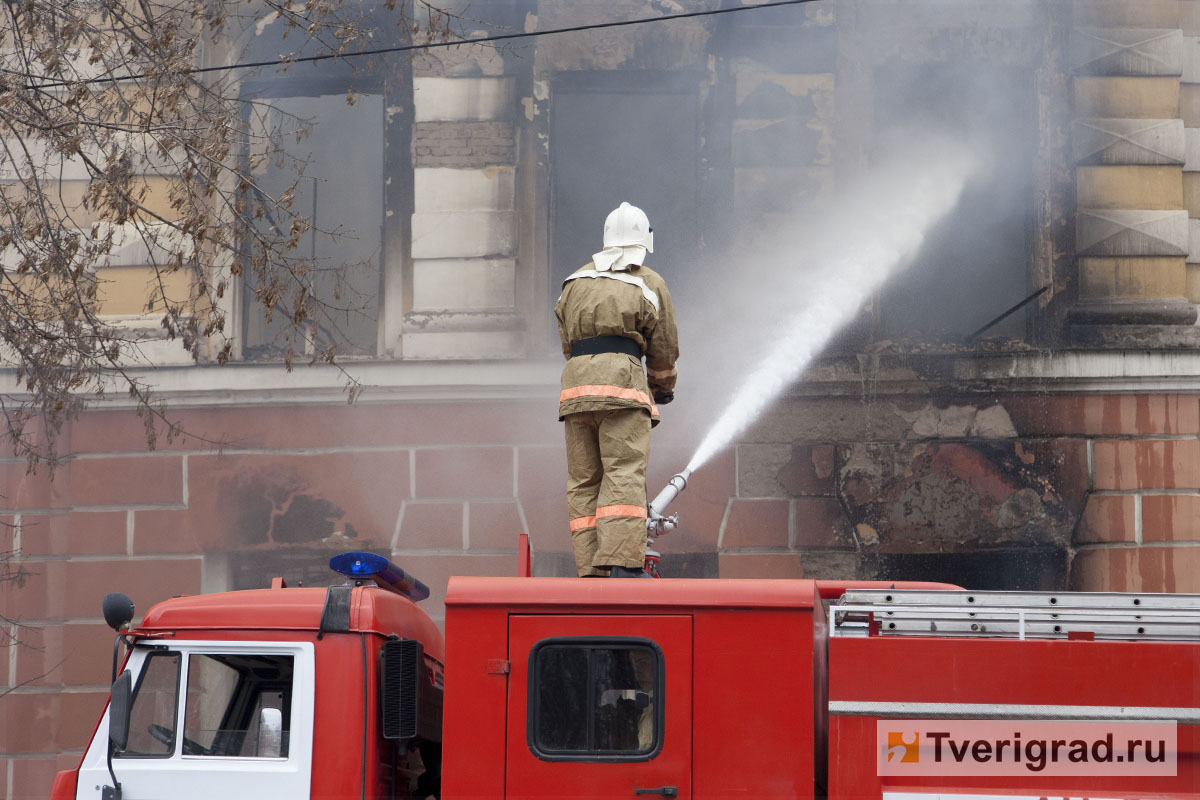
684, 137, 983, 472
640, 0, 1051, 477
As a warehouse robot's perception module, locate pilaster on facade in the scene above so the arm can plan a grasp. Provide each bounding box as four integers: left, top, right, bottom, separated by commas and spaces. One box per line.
1068, 0, 1198, 343
1180, 0, 1200, 301
399, 24, 527, 359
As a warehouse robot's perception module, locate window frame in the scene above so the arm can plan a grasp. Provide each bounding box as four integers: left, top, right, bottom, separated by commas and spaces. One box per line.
116, 648, 182, 759
526, 636, 665, 763
181, 651, 295, 759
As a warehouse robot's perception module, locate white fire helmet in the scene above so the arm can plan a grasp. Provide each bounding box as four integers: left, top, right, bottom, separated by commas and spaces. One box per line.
603, 202, 654, 252
594, 202, 653, 272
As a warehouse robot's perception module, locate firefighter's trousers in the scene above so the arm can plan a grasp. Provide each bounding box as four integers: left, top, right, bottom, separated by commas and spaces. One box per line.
564, 408, 651, 576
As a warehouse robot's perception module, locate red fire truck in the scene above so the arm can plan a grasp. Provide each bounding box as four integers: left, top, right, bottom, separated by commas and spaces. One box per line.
49, 541, 1199, 799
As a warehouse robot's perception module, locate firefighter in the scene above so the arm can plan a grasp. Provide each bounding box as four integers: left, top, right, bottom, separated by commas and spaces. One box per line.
555, 202, 679, 578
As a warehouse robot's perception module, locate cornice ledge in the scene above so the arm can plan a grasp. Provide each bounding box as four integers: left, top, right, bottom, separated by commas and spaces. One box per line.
0, 358, 564, 408
795, 349, 1200, 395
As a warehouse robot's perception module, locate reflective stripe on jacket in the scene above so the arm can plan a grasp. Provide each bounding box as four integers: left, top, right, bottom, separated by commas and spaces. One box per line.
555, 262, 679, 424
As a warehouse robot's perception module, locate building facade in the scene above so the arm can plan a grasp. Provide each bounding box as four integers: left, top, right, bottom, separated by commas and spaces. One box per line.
3, 0, 1200, 795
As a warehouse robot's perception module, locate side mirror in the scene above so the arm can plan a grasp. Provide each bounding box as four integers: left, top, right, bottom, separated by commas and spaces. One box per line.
102, 594, 135, 684
103, 594, 135, 631
257, 708, 283, 758
109, 671, 133, 752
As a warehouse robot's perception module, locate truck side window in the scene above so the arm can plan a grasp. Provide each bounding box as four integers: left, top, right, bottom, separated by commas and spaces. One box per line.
182, 653, 294, 758
528, 638, 663, 761
119, 651, 181, 758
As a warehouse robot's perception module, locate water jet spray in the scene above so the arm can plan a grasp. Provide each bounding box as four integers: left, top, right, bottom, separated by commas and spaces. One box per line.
684, 140, 981, 475
642, 139, 981, 570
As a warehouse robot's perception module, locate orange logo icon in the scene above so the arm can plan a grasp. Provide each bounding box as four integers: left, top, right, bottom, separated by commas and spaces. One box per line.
886, 731, 920, 763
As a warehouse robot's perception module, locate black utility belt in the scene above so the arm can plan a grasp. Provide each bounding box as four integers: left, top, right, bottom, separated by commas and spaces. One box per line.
570, 335, 642, 359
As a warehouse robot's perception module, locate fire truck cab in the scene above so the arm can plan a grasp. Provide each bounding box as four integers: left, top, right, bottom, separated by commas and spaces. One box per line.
59, 554, 445, 800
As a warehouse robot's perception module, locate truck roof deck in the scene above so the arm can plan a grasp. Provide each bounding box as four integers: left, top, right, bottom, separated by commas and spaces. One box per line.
446, 576, 822, 610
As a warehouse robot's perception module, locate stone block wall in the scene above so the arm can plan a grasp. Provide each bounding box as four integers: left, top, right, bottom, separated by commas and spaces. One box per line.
413, 121, 516, 167
1069, 0, 1199, 341
404, 40, 525, 359
1182, 0, 1200, 297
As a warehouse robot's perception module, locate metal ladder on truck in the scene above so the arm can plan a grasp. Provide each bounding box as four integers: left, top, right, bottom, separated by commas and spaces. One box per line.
830, 589, 1200, 642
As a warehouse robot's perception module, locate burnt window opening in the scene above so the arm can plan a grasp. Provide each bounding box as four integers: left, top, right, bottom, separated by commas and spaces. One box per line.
867, 549, 1068, 592
239, 81, 386, 358
872, 62, 1036, 344
229, 547, 392, 591
528, 638, 664, 761
549, 73, 702, 309
236, 5, 407, 359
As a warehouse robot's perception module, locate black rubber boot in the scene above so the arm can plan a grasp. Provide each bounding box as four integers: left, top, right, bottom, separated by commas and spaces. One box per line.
609, 565, 652, 579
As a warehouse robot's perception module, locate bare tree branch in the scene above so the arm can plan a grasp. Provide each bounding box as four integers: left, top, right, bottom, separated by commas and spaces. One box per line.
0, 0, 466, 466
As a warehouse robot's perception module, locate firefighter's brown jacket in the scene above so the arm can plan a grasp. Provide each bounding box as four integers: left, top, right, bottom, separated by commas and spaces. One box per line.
555, 262, 679, 425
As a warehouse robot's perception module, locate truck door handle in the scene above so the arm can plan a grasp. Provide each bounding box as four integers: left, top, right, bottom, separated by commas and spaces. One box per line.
635, 788, 677, 798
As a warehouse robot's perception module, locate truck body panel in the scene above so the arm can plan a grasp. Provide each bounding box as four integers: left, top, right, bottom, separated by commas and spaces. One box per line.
828, 607, 1200, 800
443, 577, 825, 800
441, 604, 510, 800
505, 614, 693, 799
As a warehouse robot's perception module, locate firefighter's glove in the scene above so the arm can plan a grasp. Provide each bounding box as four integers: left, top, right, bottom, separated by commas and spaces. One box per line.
653, 390, 674, 406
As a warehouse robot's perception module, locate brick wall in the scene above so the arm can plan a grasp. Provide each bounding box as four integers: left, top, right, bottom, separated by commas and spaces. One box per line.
412, 121, 516, 167
0, 398, 729, 798
3, 391, 1199, 797
1005, 393, 1200, 591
